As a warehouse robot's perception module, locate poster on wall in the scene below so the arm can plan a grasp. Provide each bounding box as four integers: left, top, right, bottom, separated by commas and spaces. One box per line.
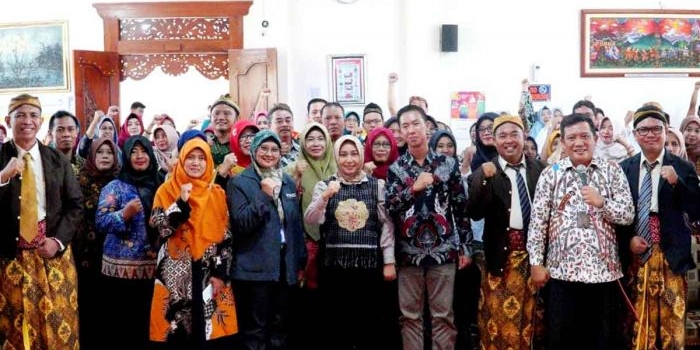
450, 92, 485, 119
528, 84, 551, 102
329, 54, 365, 105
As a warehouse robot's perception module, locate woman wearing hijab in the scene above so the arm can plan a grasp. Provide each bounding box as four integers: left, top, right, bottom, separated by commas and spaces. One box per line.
75, 137, 120, 350
364, 127, 400, 181
152, 124, 180, 181
282, 123, 335, 350
285, 122, 336, 288
229, 120, 260, 177
681, 115, 700, 174
96, 135, 160, 349
595, 116, 635, 163
667, 128, 688, 160
227, 130, 306, 350
470, 112, 498, 171
78, 112, 120, 159
541, 130, 562, 164
150, 138, 238, 349
304, 135, 395, 350
524, 136, 539, 160
118, 113, 146, 148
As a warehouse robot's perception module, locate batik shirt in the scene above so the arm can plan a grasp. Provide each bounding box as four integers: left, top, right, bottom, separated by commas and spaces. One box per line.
280, 139, 301, 168
527, 157, 634, 283
386, 150, 472, 267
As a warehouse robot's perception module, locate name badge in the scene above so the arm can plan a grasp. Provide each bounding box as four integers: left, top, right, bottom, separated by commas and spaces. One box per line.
285, 193, 297, 199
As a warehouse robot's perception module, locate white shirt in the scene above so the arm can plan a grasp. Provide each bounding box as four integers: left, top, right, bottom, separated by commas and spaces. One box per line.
1, 140, 47, 221
639, 149, 663, 213
498, 155, 528, 230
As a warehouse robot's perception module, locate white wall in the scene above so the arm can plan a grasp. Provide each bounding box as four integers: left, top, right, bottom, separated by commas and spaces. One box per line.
0, 0, 698, 145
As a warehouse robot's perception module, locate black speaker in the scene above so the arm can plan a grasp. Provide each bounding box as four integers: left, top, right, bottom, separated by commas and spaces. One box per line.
441, 24, 458, 52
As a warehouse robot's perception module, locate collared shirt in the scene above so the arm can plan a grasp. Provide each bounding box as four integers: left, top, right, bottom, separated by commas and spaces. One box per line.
639, 149, 664, 213
527, 157, 634, 283
16, 140, 47, 222
498, 155, 528, 230
280, 139, 301, 168
304, 173, 395, 264
386, 149, 472, 266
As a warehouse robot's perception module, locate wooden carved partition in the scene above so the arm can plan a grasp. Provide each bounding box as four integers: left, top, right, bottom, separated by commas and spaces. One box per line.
93, 1, 252, 80
75, 2, 254, 130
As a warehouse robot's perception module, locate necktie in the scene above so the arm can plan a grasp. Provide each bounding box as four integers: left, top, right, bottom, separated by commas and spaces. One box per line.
20, 153, 38, 242
508, 164, 531, 230
636, 160, 657, 264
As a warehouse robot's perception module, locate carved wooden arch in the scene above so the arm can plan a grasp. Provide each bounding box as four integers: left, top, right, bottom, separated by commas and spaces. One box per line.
93, 1, 252, 81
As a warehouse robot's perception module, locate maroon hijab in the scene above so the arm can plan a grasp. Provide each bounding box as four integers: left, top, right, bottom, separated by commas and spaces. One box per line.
364, 127, 399, 180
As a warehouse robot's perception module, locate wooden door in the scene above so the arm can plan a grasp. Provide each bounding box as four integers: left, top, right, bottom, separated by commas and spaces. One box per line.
228, 48, 278, 120
73, 50, 120, 132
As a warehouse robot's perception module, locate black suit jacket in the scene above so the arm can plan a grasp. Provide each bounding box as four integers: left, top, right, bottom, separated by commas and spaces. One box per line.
618, 151, 699, 274
0, 141, 83, 259
468, 156, 546, 276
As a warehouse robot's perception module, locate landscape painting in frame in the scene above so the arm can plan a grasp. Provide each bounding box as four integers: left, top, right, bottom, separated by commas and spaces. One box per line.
0, 20, 70, 92
581, 10, 700, 77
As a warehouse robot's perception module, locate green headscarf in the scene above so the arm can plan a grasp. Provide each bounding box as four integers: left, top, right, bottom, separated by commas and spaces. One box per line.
297, 122, 336, 241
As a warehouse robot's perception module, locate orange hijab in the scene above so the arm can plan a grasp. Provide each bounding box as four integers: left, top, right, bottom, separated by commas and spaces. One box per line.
153, 138, 228, 260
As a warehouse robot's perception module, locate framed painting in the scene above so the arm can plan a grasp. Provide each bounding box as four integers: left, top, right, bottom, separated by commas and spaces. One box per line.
581, 9, 700, 77
0, 20, 70, 92
329, 54, 365, 105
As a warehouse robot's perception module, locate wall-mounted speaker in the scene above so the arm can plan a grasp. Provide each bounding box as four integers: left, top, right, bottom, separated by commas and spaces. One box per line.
441, 24, 458, 52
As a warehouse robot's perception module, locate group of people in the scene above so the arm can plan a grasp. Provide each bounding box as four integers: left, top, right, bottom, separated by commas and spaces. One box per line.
0, 76, 700, 350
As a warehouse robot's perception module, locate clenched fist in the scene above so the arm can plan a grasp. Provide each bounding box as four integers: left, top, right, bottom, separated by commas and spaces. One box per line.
412, 172, 434, 192
323, 180, 341, 200
180, 183, 193, 202
481, 162, 497, 178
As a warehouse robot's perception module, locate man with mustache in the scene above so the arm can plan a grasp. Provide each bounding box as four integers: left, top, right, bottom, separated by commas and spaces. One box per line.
49, 110, 83, 176
269, 102, 300, 168
322, 102, 345, 144
0, 93, 83, 350
527, 113, 634, 350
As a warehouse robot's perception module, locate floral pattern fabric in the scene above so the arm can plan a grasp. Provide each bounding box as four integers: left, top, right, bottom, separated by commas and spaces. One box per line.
527, 157, 634, 283
386, 150, 471, 266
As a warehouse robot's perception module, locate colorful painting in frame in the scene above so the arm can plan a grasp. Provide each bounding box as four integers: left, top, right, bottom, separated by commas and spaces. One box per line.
581, 10, 700, 77
0, 20, 70, 92
329, 54, 365, 105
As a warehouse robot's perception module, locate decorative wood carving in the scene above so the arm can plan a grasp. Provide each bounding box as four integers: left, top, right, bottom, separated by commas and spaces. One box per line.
120, 18, 230, 41
120, 54, 228, 80
93, 1, 252, 80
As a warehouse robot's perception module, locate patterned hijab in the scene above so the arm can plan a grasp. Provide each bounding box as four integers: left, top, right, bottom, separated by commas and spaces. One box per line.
153, 138, 228, 260
364, 127, 398, 180
250, 130, 285, 223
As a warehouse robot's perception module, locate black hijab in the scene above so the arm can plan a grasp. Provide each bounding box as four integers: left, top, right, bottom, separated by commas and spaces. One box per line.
119, 135, 160, 233
470, 112, 499, 171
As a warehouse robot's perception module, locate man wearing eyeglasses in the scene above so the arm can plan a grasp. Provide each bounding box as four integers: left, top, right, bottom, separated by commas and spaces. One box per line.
363, 102, 384, 136
618, 105, 700, 350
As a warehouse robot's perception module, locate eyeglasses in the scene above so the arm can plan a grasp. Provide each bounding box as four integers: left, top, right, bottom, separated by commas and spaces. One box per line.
478, 125, 493, 133
240, 133, 256, 140
372, 142, 392, 149
364, 118, 383, 126
635, 126, 664, 136
258, 146, 281, 155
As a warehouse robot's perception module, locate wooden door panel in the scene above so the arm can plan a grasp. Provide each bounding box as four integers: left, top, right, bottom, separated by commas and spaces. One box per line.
73, 50, 120, 132
228, 48, 278, 120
